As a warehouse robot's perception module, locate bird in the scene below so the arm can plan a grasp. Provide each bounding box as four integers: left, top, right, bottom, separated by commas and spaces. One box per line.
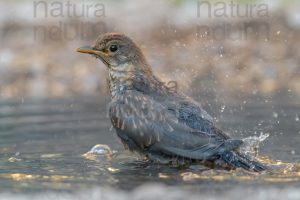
76, 32, 266, 172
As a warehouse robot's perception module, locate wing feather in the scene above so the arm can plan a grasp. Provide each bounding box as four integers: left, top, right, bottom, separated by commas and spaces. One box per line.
109, 90, 241, 159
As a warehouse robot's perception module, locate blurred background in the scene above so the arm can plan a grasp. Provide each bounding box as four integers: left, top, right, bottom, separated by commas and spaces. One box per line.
0, 0, 299, 103
0, 1, 300, 198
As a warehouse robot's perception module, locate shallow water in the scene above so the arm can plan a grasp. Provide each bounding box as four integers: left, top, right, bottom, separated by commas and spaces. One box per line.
0, 96, 299, 198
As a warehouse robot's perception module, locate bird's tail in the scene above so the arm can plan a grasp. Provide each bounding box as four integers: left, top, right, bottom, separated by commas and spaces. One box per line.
222, 151, 266, 172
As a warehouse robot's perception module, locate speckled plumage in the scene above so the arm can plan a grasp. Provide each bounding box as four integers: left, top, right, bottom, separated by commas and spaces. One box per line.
77, 33, 266, 172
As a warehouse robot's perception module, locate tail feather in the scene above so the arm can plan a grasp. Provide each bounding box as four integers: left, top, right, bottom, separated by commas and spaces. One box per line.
222, 151, 266, 172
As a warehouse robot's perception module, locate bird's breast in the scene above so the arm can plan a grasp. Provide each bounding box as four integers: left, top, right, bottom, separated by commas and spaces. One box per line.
108, 67, 134, 97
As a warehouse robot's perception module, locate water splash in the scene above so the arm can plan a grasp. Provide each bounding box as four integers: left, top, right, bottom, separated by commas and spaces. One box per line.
240, 133, 300, 176
241, 132, 269, 157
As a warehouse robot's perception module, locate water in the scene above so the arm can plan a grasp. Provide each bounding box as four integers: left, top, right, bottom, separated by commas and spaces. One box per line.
0, 96, 299, 199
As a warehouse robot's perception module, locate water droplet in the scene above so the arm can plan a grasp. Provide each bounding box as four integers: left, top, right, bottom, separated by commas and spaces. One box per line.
220, 105, 226, 113
87, 144, 112, 155
291, 150, 295, 155
109, 125, 114, 131
295, 114, 299, 122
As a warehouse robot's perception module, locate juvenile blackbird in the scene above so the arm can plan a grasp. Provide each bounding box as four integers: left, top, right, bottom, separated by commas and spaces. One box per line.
77, 33, 266, 172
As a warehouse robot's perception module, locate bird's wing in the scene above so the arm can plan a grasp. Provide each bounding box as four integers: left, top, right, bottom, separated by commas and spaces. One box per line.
171, 96, 231, 140
109, 91, 242, 160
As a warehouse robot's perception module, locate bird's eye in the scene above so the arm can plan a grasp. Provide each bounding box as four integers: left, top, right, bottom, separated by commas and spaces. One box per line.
109, 44, 118, 53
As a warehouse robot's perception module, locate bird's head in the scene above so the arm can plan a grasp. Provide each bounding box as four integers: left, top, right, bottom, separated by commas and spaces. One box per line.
77, 33, 149, 72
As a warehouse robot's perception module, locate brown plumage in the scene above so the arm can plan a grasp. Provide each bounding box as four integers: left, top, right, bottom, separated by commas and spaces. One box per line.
77, 32, 266, 171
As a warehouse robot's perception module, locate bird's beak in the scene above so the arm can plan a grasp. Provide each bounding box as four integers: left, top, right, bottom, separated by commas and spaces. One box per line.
76, 45, 97, 54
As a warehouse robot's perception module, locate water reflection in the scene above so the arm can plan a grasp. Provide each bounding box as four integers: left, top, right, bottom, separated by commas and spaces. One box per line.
0, 98, 299, 192
2, 150, 300, 192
